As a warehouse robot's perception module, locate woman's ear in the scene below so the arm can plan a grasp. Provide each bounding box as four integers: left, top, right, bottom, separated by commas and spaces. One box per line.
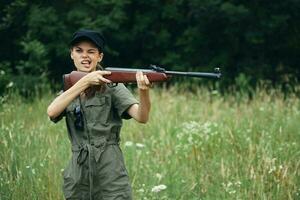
70, 50, 74, 60
98, 52, 104, 62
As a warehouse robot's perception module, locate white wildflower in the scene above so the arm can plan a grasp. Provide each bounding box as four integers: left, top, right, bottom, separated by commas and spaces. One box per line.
227, 181, 233, 187
203, 122, 212, 134
229, 190, 236, 194
268, 166, 276, 174
136, 143, 145, 148
188, 136, 193, 144
151, 184, 167, 193
138, 188, 145, 193
155, 173, 162, 181
235, 181, 242, 186
124, 141, 133, 147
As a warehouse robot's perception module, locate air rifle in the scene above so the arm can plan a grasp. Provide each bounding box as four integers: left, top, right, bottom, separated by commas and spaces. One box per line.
63, 65, 221, 91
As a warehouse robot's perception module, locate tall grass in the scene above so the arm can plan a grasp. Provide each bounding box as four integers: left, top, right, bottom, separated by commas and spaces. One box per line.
0, 87, 299, 200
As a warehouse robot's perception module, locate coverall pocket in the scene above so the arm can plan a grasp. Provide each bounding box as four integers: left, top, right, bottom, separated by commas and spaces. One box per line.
111, 145, 129, 174
63, 154, 89, 198
85, 96, 109, 124
96, 145, 132, 198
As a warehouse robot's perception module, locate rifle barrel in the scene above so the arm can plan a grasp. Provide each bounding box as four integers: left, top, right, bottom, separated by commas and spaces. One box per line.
165, 71, 221, 78
105, 67, 154, 73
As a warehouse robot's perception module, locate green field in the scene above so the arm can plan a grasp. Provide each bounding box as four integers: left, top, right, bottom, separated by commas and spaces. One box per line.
0, 87, 299, 200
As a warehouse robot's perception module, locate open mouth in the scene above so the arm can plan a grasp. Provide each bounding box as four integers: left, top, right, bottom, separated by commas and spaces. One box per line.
81, 60, 91, 67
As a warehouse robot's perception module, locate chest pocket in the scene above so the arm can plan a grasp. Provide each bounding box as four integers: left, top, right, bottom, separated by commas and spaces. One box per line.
84, 96, 109, 125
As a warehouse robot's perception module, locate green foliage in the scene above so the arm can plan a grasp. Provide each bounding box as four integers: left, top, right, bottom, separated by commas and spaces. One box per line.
0, 0, 299, 96
18, 38, 49, 75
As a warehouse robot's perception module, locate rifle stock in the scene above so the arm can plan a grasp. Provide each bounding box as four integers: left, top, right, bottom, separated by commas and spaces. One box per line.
63, 66, 221, 91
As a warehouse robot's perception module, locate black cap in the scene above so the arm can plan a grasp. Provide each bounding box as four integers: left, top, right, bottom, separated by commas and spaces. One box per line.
70, 29, 105, 51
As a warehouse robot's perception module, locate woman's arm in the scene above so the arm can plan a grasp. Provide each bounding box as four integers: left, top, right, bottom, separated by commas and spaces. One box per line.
127, 71, 151, 123
47, 70, 111, 119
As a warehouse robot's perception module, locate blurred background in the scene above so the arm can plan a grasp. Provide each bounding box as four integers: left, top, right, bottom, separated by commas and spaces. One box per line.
1, 1, 300, 199
0, 0, 299, 95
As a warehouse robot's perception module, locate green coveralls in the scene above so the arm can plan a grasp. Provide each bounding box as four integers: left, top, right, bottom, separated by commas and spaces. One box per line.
51, 84, 138, 200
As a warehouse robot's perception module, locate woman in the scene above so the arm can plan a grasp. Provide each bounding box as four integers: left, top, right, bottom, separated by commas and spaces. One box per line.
47, 29, 151, 200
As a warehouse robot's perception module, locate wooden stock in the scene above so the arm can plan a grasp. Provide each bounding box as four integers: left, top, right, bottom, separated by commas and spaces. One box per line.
63, 70, 170, 91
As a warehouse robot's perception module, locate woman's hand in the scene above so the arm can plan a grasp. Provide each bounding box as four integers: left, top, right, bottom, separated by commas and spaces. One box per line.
47, 70, 111, 120
82, 70, 112, 86
136, 71, 151, 90
127, 71, 152, 123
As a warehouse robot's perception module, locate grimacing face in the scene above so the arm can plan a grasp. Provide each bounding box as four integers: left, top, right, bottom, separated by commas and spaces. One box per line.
70, 40, 103, 72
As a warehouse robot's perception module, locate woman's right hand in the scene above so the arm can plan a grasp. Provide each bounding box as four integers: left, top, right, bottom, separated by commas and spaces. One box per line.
81, 70, 112, 86
47, 70, 112, 119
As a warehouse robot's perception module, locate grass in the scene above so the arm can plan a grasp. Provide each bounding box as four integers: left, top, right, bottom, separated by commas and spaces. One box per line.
0, 86, 299, 200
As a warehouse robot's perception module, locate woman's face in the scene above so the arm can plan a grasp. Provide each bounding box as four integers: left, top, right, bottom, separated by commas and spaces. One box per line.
70, 40, 103, 72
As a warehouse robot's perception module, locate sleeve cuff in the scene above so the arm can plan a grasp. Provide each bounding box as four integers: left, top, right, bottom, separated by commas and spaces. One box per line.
49, 110, 66, 123
120, 102, 138, 120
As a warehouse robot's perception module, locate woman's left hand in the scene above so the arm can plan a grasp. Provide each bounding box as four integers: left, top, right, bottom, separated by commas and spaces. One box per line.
136, 71, 151, 90
127, 71, 152, 123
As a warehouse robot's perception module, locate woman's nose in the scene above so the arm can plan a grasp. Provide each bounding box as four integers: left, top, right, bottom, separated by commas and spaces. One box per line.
81, 52, 88, 58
